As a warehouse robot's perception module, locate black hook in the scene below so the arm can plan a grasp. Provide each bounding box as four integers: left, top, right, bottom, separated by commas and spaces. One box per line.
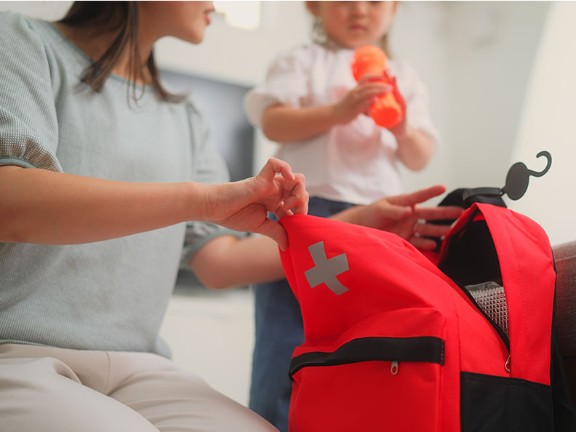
502, 151, 552, 201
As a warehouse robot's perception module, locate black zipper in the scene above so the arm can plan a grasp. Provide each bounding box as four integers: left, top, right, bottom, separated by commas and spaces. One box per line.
289, 336, 445, 377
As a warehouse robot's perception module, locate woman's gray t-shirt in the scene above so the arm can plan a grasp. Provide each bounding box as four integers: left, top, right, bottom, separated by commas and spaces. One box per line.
0, 12, 235, 357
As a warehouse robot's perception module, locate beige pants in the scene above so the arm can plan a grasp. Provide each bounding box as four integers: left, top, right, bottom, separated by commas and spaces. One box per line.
0, 344, 278, 432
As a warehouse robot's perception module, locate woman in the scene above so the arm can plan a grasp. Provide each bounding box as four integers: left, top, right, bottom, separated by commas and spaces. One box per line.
0, 2, 460, 431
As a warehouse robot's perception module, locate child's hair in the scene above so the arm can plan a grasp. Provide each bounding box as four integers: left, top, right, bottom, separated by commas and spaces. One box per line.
58, 1, 184, 102
307, 1, 392, 57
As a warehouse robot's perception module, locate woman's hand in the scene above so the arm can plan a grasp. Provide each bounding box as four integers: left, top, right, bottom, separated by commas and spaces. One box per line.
203, 158, 308, 250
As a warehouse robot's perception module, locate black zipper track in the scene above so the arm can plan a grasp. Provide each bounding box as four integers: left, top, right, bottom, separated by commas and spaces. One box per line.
289, 336, 445, 377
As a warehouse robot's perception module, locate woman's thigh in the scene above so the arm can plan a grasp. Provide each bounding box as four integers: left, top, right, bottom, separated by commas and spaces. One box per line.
0, 355, 159, 432
0, 344, 277, 432
106, 350, 276, 432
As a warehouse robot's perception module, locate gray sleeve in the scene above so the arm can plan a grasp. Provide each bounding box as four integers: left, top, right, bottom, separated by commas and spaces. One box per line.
0, 13, 61, 171
179, 222, 246, 270
179, 98, 247, 270
186, 101, 230, 184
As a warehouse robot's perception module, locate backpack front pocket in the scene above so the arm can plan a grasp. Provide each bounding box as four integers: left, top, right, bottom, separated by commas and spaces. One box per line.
288, 309, 447, 432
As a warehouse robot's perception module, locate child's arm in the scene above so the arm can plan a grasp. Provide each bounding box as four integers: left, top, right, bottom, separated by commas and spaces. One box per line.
261, 78, 388, 143
394, 128, 436, 171
190, 234, 285, 288
387, 82, 436, 171
190, 185, 464, 289
384, 69, 438, 171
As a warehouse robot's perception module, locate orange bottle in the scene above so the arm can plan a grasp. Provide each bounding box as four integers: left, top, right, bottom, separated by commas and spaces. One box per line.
351, 45, 404, 129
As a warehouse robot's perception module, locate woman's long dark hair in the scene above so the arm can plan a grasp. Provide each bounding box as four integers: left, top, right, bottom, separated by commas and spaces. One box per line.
58, 1, 182, 102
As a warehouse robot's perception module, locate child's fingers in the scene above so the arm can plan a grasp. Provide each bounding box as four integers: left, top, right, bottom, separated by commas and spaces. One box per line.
414, 205, 463, 222
410, 236, 440, 251
389, 185, 447, 207
413, 220, 452, 238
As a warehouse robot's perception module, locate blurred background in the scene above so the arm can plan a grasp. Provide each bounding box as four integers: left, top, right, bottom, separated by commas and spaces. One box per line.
2, 0, 574, 406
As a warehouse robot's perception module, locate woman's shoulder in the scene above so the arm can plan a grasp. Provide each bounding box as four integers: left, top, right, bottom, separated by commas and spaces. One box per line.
0, 10, 27, 24
0, 11, 44, 37
0, 11, 60, 55
0, 11, 86, 82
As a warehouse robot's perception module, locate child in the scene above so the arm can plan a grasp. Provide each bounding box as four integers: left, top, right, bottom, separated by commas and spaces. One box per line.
244, 2, 441, 430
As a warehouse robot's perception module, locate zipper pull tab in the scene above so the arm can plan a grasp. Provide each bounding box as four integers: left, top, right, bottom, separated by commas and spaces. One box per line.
391, 361, 399, 375
505, 355, 511, 373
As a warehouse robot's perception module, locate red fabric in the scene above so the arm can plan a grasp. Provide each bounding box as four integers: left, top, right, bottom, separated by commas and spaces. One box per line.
476, 204, 554, 385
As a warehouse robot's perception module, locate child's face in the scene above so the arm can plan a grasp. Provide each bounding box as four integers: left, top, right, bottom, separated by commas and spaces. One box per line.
308, 1, 397, 49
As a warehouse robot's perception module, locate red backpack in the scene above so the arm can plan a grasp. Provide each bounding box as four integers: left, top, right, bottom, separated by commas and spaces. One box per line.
279, 200, 574, 431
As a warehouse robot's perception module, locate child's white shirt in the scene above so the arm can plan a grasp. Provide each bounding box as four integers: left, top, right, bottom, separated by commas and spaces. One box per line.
245, 43, 441, 205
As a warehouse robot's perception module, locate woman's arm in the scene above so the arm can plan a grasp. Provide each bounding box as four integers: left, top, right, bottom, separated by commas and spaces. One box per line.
0, 158, 307, 248
0, 166, 195, 244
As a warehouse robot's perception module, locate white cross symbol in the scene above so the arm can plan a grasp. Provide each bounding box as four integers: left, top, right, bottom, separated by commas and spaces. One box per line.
305, 241, 349, 295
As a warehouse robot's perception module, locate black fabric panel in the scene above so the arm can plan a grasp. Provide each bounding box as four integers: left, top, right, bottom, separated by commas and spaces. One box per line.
551, 324, 576, 430
438, 217, 502, 287
461, 372, 553, 432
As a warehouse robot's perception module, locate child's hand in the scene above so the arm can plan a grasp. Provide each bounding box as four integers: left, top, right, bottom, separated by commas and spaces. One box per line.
204, 158, 308, 249
332, 76, 389, 125
335, 185, 463, 251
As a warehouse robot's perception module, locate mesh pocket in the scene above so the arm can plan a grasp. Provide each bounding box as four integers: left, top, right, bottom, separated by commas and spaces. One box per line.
466, 281, 509, 337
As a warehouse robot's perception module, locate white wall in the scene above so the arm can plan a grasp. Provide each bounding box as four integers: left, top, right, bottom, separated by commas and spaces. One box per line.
160, 288, 255, 406
390, 1, 453, 194
508, 2, 576, 246
442, 1, 550, 195
156, 1, 312, 86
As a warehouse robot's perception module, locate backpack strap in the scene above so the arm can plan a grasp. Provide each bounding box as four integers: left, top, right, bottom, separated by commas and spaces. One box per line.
439, 202, 555, 385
